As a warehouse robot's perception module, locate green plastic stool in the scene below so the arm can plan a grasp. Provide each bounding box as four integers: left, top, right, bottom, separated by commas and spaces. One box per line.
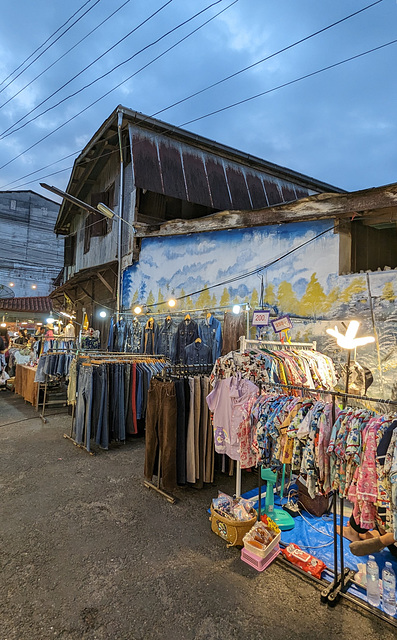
261, 467, 295, 531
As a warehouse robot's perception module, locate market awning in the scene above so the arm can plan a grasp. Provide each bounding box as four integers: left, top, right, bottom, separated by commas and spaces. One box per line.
0, 296, 53, 313
49, 261, 118, 308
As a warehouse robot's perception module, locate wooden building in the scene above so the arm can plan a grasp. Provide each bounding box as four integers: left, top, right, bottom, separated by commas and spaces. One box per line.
51, 105, 343, 327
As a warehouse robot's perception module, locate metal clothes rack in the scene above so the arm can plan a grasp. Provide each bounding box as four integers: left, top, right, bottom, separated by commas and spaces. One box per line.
143, 362, 214, 504
64, 352, 168, 455
236, 337, 318, 498
256, 379, 397, 627
35, 349, 77, 424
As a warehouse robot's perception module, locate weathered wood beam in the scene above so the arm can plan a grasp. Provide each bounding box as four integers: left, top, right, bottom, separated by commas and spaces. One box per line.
135, 184, 397, 238
97, 271, 115, 295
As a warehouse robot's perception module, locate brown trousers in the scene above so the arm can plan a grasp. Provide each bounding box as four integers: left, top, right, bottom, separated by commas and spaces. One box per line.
144, 379, 177, 491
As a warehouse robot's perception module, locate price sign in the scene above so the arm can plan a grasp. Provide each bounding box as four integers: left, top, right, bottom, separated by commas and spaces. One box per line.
271, 315, 293, 333
252, 309, 270, 326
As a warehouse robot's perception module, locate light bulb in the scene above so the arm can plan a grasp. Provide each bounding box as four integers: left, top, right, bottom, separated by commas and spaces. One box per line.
232, 305, 241, 315
168, 298, 176, 308
99, 311, 107, 318
134, 306, 142, 315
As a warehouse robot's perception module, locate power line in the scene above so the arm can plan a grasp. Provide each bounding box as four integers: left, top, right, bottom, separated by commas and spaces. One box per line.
0, 0, 228, 140
0, 0, 95, 87
0, 0, 235, 172
0, 0, 174, 127
0, 3, 390, 189
0, 0, 101, 96
0, 0, 132, 130
151, 0, 385, 119
179, 37, 397, 127
6, 33, 397, 192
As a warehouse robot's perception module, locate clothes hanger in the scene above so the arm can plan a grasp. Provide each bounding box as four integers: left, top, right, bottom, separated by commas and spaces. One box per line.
195, 337, 202, 343
184, 313, 191, 321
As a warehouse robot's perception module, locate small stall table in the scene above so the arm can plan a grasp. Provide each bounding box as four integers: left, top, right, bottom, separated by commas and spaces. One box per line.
14, 364, 38, 407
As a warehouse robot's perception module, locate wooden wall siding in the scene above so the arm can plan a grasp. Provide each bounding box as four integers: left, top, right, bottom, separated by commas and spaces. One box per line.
0, 191, 62, 297
128, 124, 313, 213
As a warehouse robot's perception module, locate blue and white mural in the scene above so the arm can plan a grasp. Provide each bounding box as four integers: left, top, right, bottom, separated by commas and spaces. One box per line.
122, 221, 397, 398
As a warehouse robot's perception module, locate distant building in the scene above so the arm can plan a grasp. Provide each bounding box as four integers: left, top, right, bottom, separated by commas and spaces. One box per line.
0, 190, 63, 298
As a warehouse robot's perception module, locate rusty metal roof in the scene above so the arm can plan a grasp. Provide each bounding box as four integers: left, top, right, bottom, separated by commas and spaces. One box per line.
55, 106, 345, 234
0, 296, 53, 312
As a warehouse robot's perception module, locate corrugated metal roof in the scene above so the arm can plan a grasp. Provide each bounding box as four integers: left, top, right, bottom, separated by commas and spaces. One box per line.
129, 126, 315, 212
0, 296, 53, 312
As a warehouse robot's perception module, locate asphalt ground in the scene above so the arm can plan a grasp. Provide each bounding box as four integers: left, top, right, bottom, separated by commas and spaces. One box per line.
0, 389, 395, 640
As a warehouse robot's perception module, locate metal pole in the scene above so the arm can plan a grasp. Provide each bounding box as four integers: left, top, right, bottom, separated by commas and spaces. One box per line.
366, 272, 384, 396
116, 110, 124, 322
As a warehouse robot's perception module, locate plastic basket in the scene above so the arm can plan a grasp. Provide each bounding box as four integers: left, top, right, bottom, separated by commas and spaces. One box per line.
241, 544, 280, 572
243, 515, 281, 558
210, 505, 257, 548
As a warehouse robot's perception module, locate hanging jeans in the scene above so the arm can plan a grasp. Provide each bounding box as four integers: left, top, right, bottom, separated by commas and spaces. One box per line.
175, 379, 187, 485
110, 363, 125, 441
75, 365, 93, 451
144, 379, 178, 491
92, 363, 109, 449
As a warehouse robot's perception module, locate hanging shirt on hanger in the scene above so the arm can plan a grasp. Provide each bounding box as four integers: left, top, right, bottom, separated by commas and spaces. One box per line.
175, 318, 199, 363
198, 314, 222, 363
156, 317, 178, 360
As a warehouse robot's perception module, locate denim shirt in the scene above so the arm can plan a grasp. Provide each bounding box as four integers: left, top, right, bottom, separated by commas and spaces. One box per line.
156, 318, 177, 360
125, 318, 143, 353
198, 315, 222, 363
142, 318, 158, 355
183, 340, 212, 366
175, 318, 198, 363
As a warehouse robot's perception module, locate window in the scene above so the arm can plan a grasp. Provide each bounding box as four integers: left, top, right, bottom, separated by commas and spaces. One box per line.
350, 219, 397, 272
64, 234, 76, 267
84, 185, 115, 254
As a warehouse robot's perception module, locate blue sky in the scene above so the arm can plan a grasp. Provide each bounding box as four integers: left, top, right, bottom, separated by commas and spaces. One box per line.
0, 0, 396, 198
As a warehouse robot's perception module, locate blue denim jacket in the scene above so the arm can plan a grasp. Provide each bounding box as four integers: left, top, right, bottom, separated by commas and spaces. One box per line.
183, 340, 212, 366
156, 317, 177, 361
175, 318, 198, 363
198, 315, 222, 363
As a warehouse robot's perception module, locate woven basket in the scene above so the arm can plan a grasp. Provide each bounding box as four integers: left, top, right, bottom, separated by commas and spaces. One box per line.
210, 505, 257, 547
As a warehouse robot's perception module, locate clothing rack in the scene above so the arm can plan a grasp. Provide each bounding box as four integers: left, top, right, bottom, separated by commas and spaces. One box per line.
240, 337, 317, 351
257, 379, 397, 625
144, 361, 214, 504
235, 337, 319, 499
34, 349, 77, 423
65, 353, 167, 455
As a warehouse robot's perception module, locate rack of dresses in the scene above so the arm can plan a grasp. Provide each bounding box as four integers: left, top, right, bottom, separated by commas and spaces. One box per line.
143, 362, 214, 503
65, 352, 167, 455
250, 379, 397, 625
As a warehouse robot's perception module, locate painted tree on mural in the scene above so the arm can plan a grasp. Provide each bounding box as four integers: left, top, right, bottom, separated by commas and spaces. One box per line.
340, 276, 366, 303
265, 283, 276, 306
324, 285, 341, 314
277, 281, 299, 314
147, 290, 155, 307
180, 288, 194, 310
197, 284, 212, 309
382, 281, 395, 301
157, 288, 166, 311
299, 273, 327, 316
138, 281, 147, 302
220, 288, 230, 306
250, 288, 259, 309
211, 294, 217, 308
131, 289, 139, 305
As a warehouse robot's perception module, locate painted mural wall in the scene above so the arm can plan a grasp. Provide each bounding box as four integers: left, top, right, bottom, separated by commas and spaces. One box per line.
122, 221, 397, 398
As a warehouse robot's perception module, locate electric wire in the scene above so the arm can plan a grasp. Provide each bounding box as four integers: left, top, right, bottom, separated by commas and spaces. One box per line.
0, 0, 175, 125
0, 0, 101, 96
0, 0, 95, 87
150, 0, 385, 120
0, 1, 387, 186
179, 37, 397, 127
0, 0, 233, 173
0, 0, 228, 140
0, 0, 132, 125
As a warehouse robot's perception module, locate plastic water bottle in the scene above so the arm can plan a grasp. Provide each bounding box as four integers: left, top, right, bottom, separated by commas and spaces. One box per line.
382, 561, 396, 616
366, 555, 380, 606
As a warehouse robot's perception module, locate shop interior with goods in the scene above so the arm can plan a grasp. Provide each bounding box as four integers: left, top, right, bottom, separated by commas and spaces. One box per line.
1, 295, 396, 628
